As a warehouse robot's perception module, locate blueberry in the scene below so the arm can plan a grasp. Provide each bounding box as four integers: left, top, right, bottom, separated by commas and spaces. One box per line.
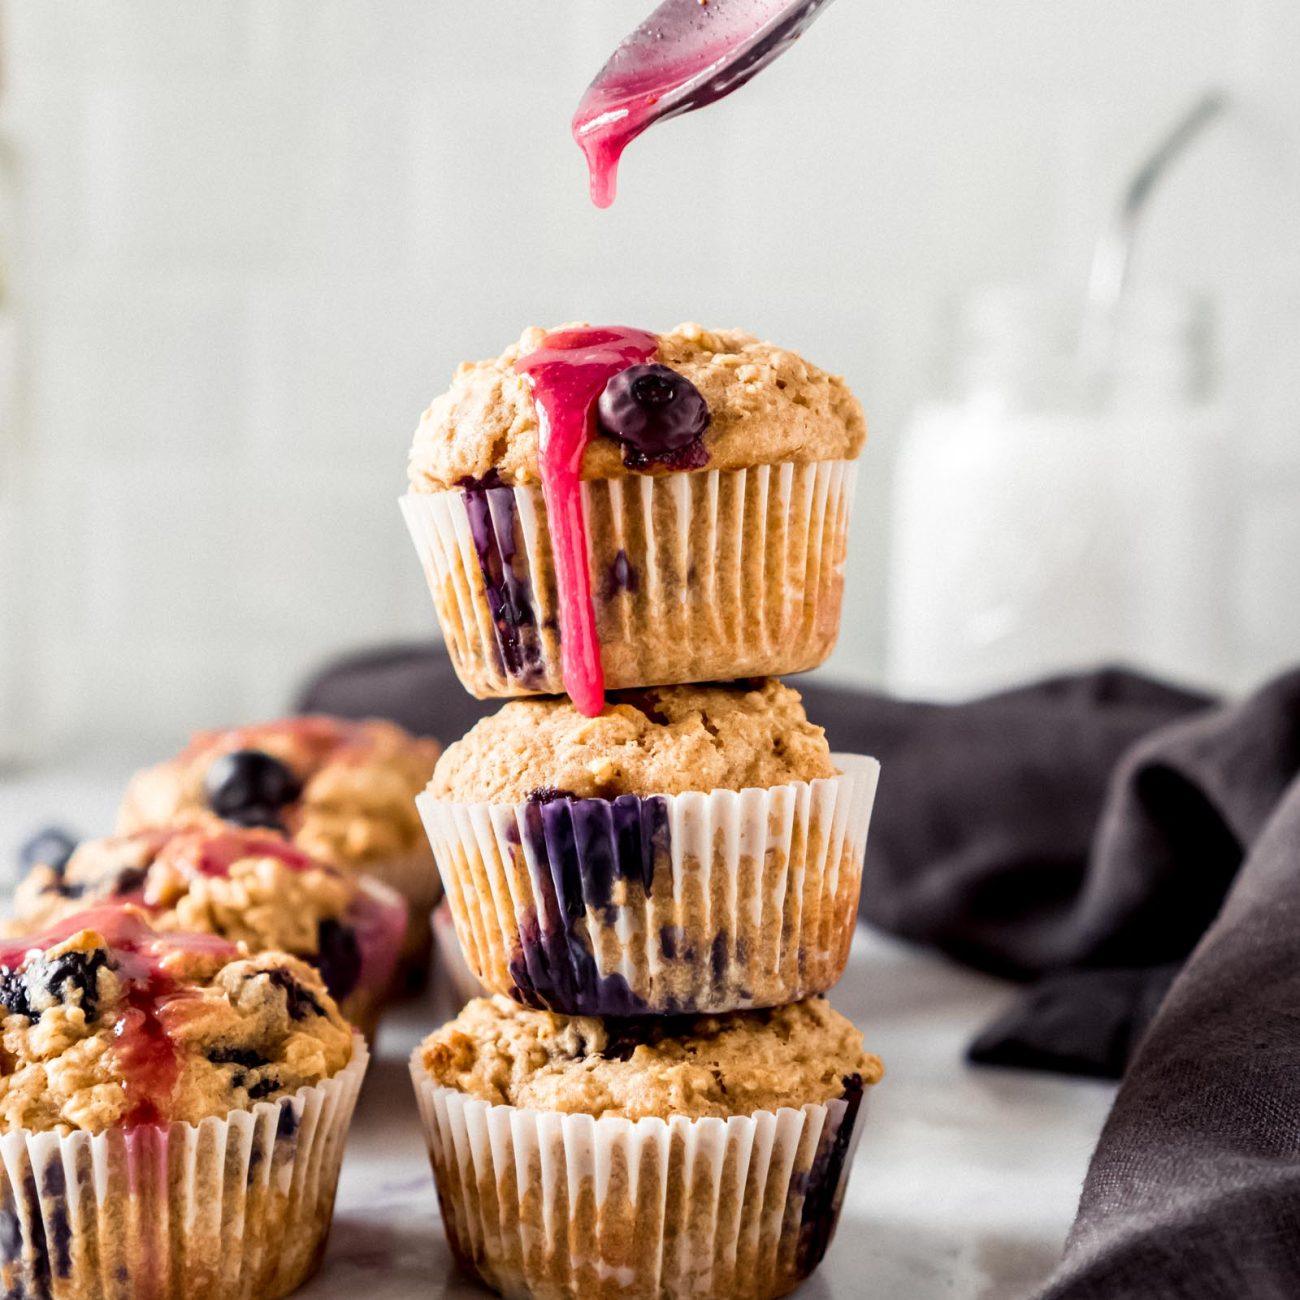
203, 750, 302, 823
596, 364, 710, 466
222, 804, 287, 831
0, 969, 33, 1020
38, 950, 109, 1020
206, 1045, 271, 1069
314, 919, 361, 1003
265, 967, 325, 1022
18, 827, 78, 876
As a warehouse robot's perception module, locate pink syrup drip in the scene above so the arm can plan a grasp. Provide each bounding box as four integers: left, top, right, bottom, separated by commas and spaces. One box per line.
514, 326, 659, 716
158, 827, 317, 879
0, 906, 238, 1128
572, 0, 834, 207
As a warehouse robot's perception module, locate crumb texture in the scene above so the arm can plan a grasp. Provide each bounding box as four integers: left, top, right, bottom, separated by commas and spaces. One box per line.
0, 908, 353, 1133
429, 679, 836, 803
407, 322, 867, 491
12, 826, 357, 961
420, 994, 881, 1120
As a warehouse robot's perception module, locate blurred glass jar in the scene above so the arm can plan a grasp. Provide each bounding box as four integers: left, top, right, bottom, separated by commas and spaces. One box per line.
887, 285, 1236, 699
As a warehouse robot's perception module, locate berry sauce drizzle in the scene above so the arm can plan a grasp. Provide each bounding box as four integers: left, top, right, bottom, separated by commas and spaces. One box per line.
161, 828, 316, 878
514, 326, 658, 716
573, 0, 833, 208
0, 907, 237, 1128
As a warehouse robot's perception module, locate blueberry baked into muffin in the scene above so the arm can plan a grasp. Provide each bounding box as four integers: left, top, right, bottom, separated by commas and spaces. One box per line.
10, 824, 407, 1036
0, 905, 367, 1299
402, 323, 866, 712
417, 678, 879, 1016
412, 994, 881, 1299
116, 715, 441, 974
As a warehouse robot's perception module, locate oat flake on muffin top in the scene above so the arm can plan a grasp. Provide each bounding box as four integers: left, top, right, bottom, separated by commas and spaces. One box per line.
420, 993, 880, 1121
407, 322, 867, 492
428, 678, 836, 804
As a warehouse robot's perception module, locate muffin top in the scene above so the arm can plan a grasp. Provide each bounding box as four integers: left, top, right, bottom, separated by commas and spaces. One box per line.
117, 715, 439, 869
407, 323, 866, 491
428, 679, 836, 804
10, 827, 404, 1008
420, 994, 880, 1120
0, 906, 353, 1133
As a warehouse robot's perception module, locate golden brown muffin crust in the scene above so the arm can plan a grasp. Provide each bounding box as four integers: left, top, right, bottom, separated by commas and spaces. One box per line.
420, 994, 881, 1120
117, 715, 439, 868
0, 908, 353, 1133
11, 826, 360, 960
407, 322, 867, 491
428, 679, 836, 804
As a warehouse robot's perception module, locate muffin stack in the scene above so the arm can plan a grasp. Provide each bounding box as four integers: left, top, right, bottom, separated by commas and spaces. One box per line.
402, 323, 884, 1299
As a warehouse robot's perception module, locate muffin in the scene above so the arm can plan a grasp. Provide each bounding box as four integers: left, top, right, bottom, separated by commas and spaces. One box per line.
411, 994, 881, 1299
401, 322, 866, 714
116, 714, 441, 972
0, 905, 367, 1299
9, 824, 407, 1036
417, 679, 879, 1015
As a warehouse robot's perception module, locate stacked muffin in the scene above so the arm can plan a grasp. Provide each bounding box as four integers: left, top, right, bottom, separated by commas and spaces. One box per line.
403, 323, 883, 1298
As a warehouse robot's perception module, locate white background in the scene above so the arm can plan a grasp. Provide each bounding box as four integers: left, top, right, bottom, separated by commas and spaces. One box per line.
5, 0, 1300, 757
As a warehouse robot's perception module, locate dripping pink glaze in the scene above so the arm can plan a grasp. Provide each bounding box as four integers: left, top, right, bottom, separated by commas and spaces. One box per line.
573, 0, 833, 208
159, 827, 316, 878
514, 326, 659, 716
0, 906, 238, 1128
574, 42, 733, 209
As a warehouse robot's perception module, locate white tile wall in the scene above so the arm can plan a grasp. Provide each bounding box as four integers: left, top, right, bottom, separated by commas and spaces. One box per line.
4, 0, 1299, 758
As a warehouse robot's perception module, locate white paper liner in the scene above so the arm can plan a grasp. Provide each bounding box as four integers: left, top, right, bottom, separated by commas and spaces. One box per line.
410, 1067, 868, 1300
416, 753, 879, 1016
400, 459, 857, 700
0, 1035, 369, 1300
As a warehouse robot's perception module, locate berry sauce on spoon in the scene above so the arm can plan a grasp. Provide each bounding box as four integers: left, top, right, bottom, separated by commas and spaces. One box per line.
573, 0, 835, 207
514, 326, 658, 716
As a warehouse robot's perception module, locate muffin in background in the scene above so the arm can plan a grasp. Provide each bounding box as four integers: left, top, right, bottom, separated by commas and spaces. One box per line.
402, 322, 865, 705
116, 714, 440, 976
412, 994, 881, 1299
419, 679, 879, 1016
0, 905, 367, 1300
10, 824, 406, 1036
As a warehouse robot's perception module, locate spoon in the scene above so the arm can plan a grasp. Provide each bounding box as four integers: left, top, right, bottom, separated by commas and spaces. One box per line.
573, 0, 837, 208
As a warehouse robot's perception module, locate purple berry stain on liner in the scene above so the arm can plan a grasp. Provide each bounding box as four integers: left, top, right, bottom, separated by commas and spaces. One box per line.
604, 550, 639, 599
506, 792, 670, 1015
597, 363, 711, 471
458, 474, 546, 685
794, 1072, 866, 1273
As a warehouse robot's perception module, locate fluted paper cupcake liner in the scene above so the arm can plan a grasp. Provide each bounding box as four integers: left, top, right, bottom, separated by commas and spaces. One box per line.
416, 753, 879, 1016
0, 1036, 369, 1300
411, 1065, 867, 1300
400, 459, 857, 699
432, 900, 488, 1011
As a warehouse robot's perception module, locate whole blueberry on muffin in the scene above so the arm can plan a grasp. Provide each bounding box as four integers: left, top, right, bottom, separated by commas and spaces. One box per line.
116, 715, 440, 972
402, 323, 867, 711
412, 994, 881, 1299
0, 906, 367, 1298
11, 825, 406, 1035
418, 678, 879, 1016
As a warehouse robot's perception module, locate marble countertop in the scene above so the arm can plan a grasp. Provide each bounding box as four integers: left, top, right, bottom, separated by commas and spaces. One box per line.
0, 761, 1116, 1300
